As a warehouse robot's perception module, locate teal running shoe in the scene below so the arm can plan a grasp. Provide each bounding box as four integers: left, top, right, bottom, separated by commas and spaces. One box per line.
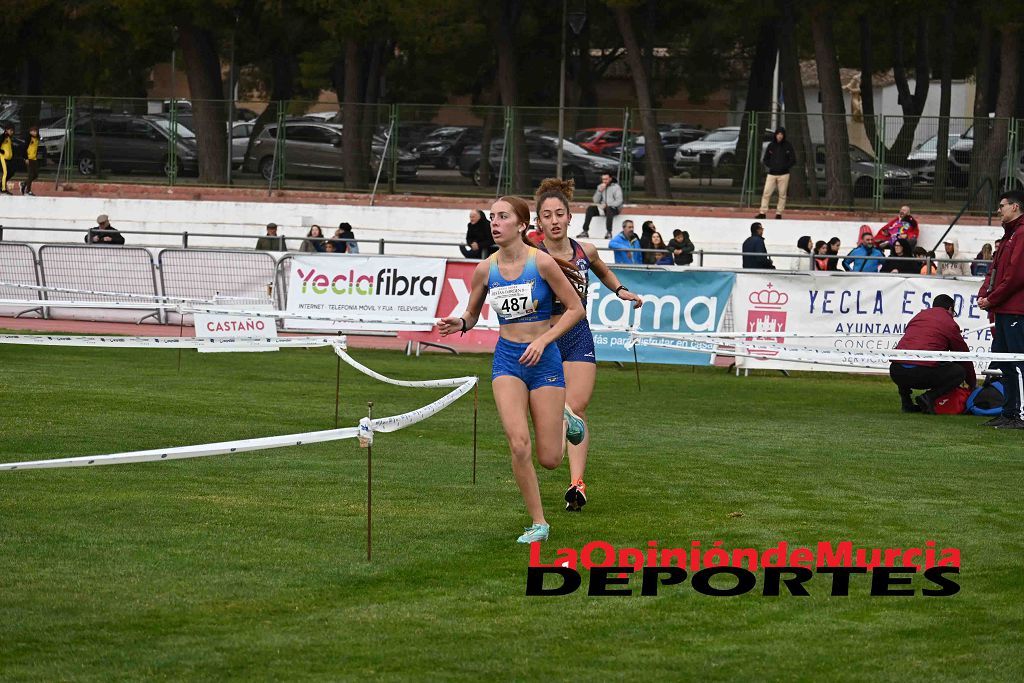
517, 523, 550, 543
564, 405, 586, 446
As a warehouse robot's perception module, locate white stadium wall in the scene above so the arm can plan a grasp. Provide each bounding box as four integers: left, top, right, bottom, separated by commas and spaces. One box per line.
0, 194, 1005, 268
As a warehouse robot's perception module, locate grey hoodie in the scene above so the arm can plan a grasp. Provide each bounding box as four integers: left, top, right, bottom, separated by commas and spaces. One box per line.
593, 181, 623, 209
939, 238, 972, 277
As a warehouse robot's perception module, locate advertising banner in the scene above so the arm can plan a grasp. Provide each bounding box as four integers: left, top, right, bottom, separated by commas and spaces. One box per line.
730, 273, 991, 373
592, 269, 736, 365
285, 255, 445, 332
400, 260, 500, 352
194, 304, 278, 353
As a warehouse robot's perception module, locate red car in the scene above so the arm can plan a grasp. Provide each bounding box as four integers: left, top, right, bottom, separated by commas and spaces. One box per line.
572, 127, 640, 155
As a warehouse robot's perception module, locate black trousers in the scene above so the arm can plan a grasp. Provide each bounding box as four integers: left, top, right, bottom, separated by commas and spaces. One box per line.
889, 362, 966, 407
24, 159, 38, 191
581, 205, 619, 236
992, 313, 1024, 420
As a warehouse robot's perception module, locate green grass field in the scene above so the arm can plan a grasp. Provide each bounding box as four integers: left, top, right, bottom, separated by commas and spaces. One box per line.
1, 340, 1021, 681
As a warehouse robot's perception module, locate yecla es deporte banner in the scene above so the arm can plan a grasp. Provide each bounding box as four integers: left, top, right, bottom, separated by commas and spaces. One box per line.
286, 255, 446, 331
731, 273, 991, 373
594, 269, 736, 365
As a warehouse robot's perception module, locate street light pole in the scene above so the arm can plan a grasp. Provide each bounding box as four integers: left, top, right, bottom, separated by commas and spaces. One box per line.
556, 0, 567, 179
226, 12, 238, 185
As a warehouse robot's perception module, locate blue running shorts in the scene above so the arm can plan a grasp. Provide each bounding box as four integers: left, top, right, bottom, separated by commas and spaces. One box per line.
492, 337, 565, 390
556, 318, 596, 364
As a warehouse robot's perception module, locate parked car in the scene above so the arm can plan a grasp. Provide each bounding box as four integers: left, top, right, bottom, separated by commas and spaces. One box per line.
458, 133, 624, 188
674, 126, 772, 173
242, 121, 418, 181
608, 126, 705, 175
905, 133, 962, 184
813, 144, 913, 197
573, 127, 639, 155
947, 126, 974, 186
72, 114, 198, 177
411, 126, 482, 169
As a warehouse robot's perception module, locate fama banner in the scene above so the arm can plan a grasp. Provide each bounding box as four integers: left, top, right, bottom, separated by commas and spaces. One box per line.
594, 269, 735, 365
285, 255, 446, 332
731, 273, 991, 373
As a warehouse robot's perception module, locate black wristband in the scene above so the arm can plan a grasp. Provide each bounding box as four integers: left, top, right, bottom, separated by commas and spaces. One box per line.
459, 317, 468, 333
615, 285, 628, 295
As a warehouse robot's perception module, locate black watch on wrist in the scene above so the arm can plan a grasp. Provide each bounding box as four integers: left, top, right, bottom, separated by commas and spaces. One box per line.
615, 285, 628, 295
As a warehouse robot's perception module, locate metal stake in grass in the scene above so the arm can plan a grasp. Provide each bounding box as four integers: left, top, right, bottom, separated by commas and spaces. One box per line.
472, 380, 478, 485
334, 332, 342, 428
632, 341, 641, 392
176, 308, 185, 373
366, 400, 373, 563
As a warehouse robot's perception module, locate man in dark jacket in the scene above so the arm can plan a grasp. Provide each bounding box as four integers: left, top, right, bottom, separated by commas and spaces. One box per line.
668, 229, 694, 265
978, 190, 1024, 428
890, 295, 976, 414
85, 214, 125, 245
756, 127, 796, 220
741, 222, 774, 269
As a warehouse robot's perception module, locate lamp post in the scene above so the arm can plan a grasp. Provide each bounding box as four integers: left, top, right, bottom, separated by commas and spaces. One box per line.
556, 4, 586, 179
226, 11, 239, 184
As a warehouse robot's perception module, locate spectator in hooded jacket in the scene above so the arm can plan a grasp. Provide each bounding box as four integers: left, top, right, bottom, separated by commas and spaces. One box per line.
668, 229, 694, 265
460, 209, 494, 259
978, 190, 1024, 429
577, 173, 623, 239
938, 238, 972, 277
756, 127, 795, 219
789, 235, 813, 270
881, 238, 920, 274
843, 231, 883, 272
889, 294, 976, 413
742, 222, 775, 269
874, 205, 919, 252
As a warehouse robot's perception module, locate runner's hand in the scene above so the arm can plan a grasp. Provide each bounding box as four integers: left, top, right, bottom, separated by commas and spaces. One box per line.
519, 339, 547, 366
437, 316, 463, 337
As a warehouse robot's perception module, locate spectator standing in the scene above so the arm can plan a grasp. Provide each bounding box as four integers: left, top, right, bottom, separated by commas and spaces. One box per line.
755, 127, 795, 219
255, 223, 285, 250
825, 237, 842, 271
880, 238, 920, 274
335, 222, 359, 254
460, 209, 494, 259
916, 247, 938, 275
842, 232, 883, 272
639, 220, 656, 252
0, 124, 14, 195
577, 173, 623, 239
789, 235, 813, 270
300, 225, 326, 253
742, 222, 775, 269
875, 205, 919, 252
938, 238, 971, 277
972, 243, 994, 276
813, 240, 831, 271
978, 190, 1024, 428
609, 219, 642, 264
19, 126, 39, 196
889, 294, 976, 413
85, 214, 125, 245
644, 231, 673, 265
668, 229, 694, 266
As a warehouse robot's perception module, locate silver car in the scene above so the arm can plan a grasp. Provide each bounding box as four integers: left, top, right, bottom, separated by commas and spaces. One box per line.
242, 121, 418, 180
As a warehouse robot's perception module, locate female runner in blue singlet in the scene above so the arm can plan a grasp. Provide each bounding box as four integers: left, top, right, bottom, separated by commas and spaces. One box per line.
437, 195, 586, 543
533, 178, 643, 512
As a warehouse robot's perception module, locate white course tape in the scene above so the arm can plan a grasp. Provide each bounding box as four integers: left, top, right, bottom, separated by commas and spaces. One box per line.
627, 331, 1024, 363
0, 334, 342, 349
0, 343, 476, 471
0, 281, 260, 304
